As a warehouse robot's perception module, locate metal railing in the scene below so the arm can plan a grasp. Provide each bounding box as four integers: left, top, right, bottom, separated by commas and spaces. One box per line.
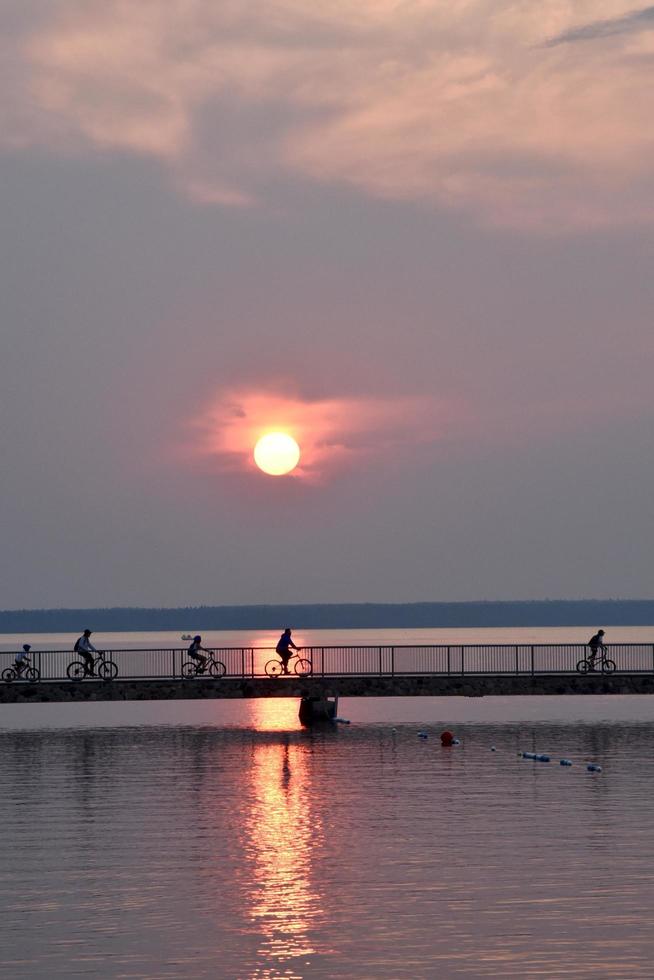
2, 643, 654, 682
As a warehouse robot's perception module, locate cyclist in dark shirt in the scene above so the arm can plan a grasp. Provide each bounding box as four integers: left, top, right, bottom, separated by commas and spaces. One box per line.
587, 629, 605, 669
276, 629, 300, 675
188, 635, 209, 674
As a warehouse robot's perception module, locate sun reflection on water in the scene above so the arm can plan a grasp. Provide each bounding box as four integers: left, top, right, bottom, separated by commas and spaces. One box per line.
243, 704, 327, 977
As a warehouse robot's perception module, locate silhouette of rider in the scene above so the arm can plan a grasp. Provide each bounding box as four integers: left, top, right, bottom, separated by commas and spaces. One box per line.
75, 630, 97, 677
188, 635, 209, 674
276, 629, 300, 675
587, 629, 605, 670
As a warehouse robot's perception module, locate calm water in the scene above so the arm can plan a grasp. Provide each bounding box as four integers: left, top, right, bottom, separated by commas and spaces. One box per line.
1, 628, 654, 978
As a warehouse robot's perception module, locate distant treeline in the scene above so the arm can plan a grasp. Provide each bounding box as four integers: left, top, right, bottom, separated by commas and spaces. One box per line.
0, 600, 653, 633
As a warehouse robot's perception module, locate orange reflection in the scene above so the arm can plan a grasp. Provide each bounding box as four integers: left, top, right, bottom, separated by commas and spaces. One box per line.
243, 721, 326, 973
247, 698, 303, 732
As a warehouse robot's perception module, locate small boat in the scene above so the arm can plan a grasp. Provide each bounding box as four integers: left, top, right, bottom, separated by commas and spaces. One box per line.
181, 634, 194, 641
299, 696, 338, 726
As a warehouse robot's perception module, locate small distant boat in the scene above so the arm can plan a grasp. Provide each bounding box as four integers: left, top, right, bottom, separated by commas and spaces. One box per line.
181, 634, 194, 641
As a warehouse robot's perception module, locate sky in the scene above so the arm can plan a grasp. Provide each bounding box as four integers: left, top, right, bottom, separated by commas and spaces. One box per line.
1, 0, 653, 609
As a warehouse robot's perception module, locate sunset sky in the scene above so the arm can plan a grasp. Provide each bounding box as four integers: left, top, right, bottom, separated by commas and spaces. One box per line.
2, 0, 653, 608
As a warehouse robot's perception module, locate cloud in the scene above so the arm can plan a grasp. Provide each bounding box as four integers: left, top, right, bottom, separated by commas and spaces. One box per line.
186, 387, 461, 481
3, 1, 654, 230
545, 6, 654, 46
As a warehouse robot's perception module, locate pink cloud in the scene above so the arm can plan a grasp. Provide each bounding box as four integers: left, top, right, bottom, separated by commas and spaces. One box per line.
3, 1, 654, 230
185, 387, 462, 481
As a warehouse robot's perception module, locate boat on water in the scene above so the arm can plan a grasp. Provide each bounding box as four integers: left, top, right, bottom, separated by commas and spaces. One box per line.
299, 695, 338, 726
181, 634, 194, 641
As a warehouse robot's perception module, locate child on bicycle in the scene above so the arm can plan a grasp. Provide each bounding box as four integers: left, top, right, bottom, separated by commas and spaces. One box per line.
188, 635, 209, 674
14, 644, 31, 676
276, 629, 300, 675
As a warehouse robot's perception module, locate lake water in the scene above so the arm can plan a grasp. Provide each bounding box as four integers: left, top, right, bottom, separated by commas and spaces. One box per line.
1, 627, 654, 978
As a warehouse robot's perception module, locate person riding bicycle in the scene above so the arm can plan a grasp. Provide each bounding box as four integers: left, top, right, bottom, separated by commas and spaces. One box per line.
188, 635, 209, 674
14, 644, 31, 676
276, 629, 300, 675
587, 629, 605, 670
75, 629, 98, 677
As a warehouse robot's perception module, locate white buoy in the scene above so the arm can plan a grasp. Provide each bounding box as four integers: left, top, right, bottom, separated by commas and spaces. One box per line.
418, 731, 428, 739
560, 759, 573, 766
521, 751, 536, 759
587, 763, 602, 773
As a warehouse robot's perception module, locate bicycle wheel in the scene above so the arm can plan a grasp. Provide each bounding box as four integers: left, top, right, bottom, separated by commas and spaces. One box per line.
67, 660, 87, 680
98, 659, 118, 681
602, 659, 616, 674
181, 661, 197, 678
2, 667, 16, 684
265, 659, 283, 677
576, 659, 591, 673
208, 660, 226, 678
24, 667, 40, 682
294, 658, 312, 676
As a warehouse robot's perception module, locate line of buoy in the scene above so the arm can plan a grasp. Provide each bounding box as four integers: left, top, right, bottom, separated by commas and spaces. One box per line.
403, 733, 603, 775
520, 751, 602, 772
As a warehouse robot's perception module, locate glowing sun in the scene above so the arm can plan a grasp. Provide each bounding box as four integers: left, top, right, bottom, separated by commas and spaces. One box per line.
253, 432, 301, 476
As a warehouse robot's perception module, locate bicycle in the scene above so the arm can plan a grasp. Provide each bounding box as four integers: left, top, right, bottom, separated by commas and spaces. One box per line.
2, 661, 40, 683
181, 651, 227, 678
66, 651, 119, 681
576, 648, 616, 674
265, 651, 312, 677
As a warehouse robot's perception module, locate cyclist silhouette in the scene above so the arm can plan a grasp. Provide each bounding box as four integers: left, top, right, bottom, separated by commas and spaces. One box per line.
276, 629, 300, 675
587, 629, 605, 669
187, 635, 209, 674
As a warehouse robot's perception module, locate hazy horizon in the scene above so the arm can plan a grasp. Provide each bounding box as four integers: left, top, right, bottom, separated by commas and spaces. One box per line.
2, 1, 653, 609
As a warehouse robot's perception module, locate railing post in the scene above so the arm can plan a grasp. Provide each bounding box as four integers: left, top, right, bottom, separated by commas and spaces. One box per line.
391, 647, 395, 677
241, 648, 245, 679
531, 646, 534, 676
462, 647, 465, 676
171, 649, 175, 678
379, 646, 382, 676
447, 646, 450, 675
515, 646, 519, 675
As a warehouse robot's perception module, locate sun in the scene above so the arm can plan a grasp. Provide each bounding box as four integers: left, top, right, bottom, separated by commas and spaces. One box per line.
253, 432, 301, 476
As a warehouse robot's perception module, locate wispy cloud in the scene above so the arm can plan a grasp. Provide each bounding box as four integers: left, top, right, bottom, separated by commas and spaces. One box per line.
545, 6, 654, 47
3, 1, 654, 230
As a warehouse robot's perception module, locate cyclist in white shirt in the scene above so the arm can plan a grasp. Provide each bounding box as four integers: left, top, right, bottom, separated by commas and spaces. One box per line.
75, 629, 98, 677
14, 644, 31, 676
